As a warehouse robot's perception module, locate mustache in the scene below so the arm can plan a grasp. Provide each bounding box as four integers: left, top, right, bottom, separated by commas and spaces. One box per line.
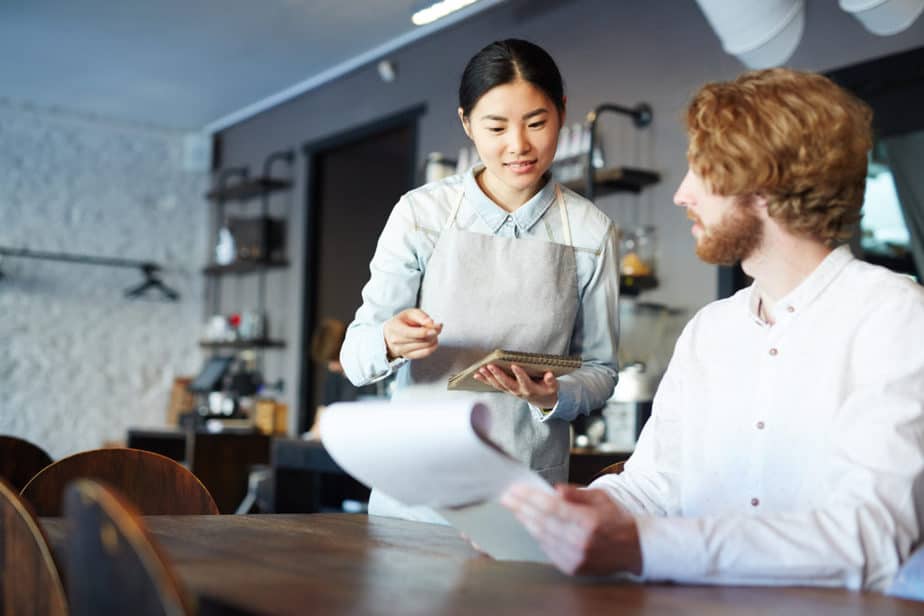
686, 210, 702, 226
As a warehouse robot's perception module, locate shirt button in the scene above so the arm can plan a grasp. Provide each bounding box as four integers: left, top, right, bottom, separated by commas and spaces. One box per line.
786, 306, 795, 313
769, 348, 778, 356
756, 421, 765, 430
751, 498, 760, 507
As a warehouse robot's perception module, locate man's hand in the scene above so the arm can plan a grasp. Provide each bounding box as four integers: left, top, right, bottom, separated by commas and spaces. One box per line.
473, 363, 559, 409
383, 308, 442, 360
501, 483, 643, 577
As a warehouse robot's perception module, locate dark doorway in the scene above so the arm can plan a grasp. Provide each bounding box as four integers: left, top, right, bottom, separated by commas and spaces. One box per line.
299, 106, 424, 431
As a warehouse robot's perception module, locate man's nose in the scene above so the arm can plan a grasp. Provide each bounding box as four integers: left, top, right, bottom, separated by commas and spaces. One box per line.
673, 169, 694, 207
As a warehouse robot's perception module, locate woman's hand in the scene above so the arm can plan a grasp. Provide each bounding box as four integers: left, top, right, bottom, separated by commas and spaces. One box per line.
383, 308, 442, 360
473, 363, 559, 409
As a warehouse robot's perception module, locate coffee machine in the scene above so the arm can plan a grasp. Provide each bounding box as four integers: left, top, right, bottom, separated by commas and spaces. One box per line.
598, 299, 688, 451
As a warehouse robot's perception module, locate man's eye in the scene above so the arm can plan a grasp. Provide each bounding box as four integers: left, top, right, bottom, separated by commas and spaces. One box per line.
487, 127, 504, 133
529, 122, 546, 129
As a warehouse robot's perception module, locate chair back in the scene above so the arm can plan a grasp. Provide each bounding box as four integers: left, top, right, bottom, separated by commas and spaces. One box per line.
0, 435, 53, 491
64, 479, 194, 616
0, 477, 68, 615
591, 460, 626, 483
22, 448, 219, 517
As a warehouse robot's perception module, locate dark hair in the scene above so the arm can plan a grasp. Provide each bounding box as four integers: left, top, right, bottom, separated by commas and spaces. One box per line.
458, 39, 565, 118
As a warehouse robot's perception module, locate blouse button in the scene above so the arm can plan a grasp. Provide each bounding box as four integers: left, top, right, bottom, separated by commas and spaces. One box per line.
756, 421, 765, 430
769, 348, 779, 356
751, 497, 760, 507
786, 306, 795, 313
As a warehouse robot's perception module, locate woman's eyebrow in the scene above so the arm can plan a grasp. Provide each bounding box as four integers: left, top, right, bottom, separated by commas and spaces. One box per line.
479, 108, 549, 122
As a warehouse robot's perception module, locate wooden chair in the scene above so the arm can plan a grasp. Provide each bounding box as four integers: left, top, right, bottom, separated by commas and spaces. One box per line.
590, 460, 626, 483
64, 479, 195, 616
0, 477, 68, 615
0, 434, 53, 491
21, 448, 219, 517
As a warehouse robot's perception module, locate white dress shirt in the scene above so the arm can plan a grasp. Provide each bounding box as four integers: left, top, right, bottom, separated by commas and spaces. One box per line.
591, 246, 924, 590
340, 166, 619, 420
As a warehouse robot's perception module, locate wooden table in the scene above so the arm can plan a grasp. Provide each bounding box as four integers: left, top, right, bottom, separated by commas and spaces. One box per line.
42, 514, 920, 615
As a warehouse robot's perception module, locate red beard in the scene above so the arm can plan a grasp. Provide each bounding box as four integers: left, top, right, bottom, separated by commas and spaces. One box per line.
692, 199, 763, 265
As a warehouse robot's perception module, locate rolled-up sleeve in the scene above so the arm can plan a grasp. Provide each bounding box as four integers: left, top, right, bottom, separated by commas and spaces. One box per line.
340, 196, 425, 386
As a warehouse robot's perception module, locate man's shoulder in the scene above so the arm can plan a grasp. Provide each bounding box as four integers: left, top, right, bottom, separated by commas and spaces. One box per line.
841, 258, 924, 305
694, 287, 750, 320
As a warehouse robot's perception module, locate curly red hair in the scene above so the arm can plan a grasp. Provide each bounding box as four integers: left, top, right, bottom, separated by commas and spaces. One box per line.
686, 68, 873, 245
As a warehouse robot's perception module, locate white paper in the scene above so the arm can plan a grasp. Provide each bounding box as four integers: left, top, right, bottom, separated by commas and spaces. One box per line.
319, 398, 553, 563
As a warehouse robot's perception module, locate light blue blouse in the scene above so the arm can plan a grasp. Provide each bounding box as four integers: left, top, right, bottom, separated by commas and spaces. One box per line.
340, 166, 619, 421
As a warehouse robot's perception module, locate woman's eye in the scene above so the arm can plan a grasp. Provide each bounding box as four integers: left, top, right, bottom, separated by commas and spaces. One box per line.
487, 127, 504, 134
529, 122, 546, 129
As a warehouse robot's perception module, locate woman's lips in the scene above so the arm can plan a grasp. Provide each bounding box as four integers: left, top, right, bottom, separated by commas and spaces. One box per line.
505, 159, 537, 174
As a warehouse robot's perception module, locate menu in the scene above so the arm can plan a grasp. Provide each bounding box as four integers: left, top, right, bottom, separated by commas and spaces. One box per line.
319, 397, 552, 563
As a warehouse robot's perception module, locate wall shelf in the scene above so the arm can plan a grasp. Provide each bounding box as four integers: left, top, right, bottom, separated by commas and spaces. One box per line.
203, 260, 290, 276
619, 274, 659, 297
199, 339, 287, 350
563, 166, 660, 197
206, 177, 292, 202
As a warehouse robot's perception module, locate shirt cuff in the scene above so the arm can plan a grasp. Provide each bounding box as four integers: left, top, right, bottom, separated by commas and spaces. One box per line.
635, 515, 709, 583
532, 379, 576, 422
368, 323, 396, 380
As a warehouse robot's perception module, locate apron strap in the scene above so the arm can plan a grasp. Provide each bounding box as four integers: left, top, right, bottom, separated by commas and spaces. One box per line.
556, 185, 573, 247
445, 189, 466, 229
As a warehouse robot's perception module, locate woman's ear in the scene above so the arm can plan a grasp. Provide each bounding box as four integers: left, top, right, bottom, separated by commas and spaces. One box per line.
458, 107, 472, 140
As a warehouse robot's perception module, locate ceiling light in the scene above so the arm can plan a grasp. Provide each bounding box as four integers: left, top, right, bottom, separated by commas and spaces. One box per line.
412, 0, 480, 26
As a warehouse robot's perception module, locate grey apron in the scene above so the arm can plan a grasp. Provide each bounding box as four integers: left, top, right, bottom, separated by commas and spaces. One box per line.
369, 184, 579, 522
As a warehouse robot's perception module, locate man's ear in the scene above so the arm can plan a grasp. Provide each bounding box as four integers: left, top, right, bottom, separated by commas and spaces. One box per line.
560, 95, 567, 126
458, 108, 472, 140
752, 193, 771, 220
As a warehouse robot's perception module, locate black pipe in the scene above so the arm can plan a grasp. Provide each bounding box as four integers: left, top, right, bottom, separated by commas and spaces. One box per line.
584, 102, 653, 201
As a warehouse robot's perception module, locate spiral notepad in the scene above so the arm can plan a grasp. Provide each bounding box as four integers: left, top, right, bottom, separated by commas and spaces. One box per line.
447, 349, 582, 393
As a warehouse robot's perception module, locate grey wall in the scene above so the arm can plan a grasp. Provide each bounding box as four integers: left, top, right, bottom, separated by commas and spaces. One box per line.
216, 0, 924, 428
0, 100, 207, 458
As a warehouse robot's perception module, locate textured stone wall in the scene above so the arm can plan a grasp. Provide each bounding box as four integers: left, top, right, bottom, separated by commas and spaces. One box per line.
0, 100, 207, 458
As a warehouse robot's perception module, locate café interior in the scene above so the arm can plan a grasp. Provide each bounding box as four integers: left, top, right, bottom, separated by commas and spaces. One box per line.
2, 0, 924, 613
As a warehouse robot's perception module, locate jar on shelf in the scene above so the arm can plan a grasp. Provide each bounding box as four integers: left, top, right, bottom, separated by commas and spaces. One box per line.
620, 225, 657, 278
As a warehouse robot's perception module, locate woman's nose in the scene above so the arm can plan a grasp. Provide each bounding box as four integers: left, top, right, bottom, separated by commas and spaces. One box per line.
508, 127, 531, 154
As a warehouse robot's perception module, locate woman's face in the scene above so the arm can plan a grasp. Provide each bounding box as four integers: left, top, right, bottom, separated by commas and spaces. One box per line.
459, 79, 563, 209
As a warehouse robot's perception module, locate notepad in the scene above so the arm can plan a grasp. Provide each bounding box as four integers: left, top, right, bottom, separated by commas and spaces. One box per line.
447, 349, 582, 392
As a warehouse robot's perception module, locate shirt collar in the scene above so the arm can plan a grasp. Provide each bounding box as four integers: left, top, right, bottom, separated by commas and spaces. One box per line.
746, 244, 855, 324
462, 164, 557, 234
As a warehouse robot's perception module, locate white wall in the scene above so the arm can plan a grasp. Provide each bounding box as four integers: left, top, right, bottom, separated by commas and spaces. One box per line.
0, 100, 208, 458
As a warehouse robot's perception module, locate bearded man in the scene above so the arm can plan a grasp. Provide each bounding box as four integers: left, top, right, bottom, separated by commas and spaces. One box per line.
502, 67, 924, 591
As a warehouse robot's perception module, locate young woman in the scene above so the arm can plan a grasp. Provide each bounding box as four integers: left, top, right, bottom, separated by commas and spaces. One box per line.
340, 39, 619, 521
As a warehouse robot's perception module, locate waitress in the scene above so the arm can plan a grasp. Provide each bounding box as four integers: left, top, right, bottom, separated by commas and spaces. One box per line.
340, 39, 619, 521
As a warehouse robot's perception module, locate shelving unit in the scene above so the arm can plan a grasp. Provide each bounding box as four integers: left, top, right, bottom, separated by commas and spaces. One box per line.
198, 339, 287, 350
203, 149, 296, 364
562, 166, 660, 198
578, 102, 661, 296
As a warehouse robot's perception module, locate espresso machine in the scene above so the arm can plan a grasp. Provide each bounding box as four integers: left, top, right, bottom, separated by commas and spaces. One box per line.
599, 299, 688, 451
